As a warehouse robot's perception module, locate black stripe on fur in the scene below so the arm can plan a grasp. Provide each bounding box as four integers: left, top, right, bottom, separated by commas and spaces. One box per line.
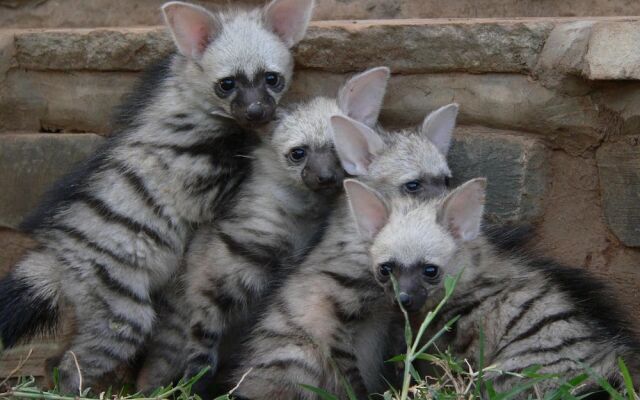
527, 258, 640, 351
483, 221, 536, 255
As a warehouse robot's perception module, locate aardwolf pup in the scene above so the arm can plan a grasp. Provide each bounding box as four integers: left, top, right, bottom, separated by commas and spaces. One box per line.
230, 103, 459, 399
347, 177, 640, 395
135, 67, 391, 394
0, 0, 313, 393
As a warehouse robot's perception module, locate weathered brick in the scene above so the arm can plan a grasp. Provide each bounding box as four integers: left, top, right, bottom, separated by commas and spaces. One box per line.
10, 19, 640, 78
0, 134, 105, 229
585, 21, 640, 80
0, 70, 138, 134
12, 20, 552, 74
297, 19, 552, 74
537, 20, 593, 76
596, 137, 640, 247
15, 28, 172, 71
449, 127, 550, 223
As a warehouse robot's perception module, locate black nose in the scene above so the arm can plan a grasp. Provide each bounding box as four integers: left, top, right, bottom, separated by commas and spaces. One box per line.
316, 173, 337, 185
399, 292, 412, 308
245, 102, 265, 121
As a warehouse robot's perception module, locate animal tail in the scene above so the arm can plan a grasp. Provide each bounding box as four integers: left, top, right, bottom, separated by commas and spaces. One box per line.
0, 270, 59, 349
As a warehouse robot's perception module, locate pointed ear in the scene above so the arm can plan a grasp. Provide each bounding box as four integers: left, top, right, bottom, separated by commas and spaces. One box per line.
331, 115, 385, 176
437, 178, 487, 242
420, 103, 459, 156
264, 0, 314, 48
162, 1, 220, 59
338, 67, 390, 128
344, 179, 389, 240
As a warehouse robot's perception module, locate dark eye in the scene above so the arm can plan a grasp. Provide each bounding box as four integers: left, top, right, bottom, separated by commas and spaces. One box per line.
218, 77, 235, 92
379, 263, 393, 277
265, 72, 280, 87
404, 180, 421, 193
422, 264, 439, 279
289, 147, 306, 162
444, 176, 451, 187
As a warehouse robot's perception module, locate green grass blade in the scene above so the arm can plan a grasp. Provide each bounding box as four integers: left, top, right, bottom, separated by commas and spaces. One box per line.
183, 367, 211, 388
543, 372, 590, 400
413, 353, 441, 362
493, 377, 552, 400
298, 384, 340, 400
580, 362, 625, 400
387, 354, 406, 362
413, 315, 460, 359
411, 273, 461, 352
389, 274, 414, 400
543, 384, 581, 400
474, 326, 486, 399
380, 375, 399, 399
324, 352, 359, 400
409, 364, 421, 382
52, 368, 60, 393
618, 357, 637, 400
390, 275, 413, 347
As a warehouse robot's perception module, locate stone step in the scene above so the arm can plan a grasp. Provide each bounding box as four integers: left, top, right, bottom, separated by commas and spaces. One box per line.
6, 18, 640, 77
0, 133, 105, 229
0, 128, 548, 236
0, 18, 639, 154
0, 340, 64, 384
2, 0, 640, 28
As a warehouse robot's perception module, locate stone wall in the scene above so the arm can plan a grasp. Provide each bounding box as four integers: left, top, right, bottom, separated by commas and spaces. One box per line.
3, 0, 640, 27
1, 3, 640, 381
